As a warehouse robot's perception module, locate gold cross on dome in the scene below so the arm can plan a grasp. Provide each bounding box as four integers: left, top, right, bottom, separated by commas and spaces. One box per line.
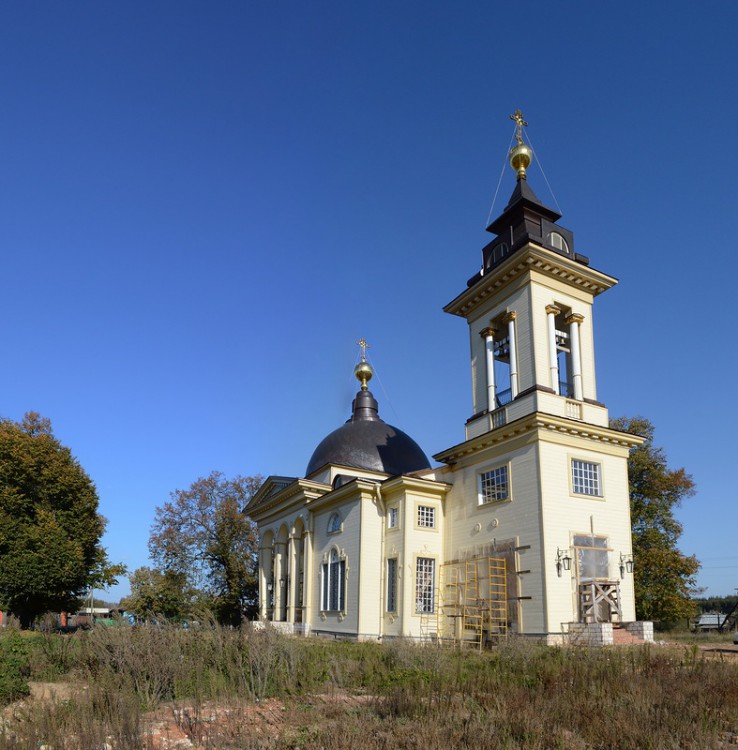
356, 337, 370, 362
510, 109, 528, 145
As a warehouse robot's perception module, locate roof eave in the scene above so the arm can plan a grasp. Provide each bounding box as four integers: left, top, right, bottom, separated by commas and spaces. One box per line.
444, 243, 618, 319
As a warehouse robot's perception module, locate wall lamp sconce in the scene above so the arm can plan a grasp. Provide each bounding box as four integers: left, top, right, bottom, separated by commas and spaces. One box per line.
556, 547, 572, 577
279, 577, 286, 588
619, 553, 634, 578
267, 581, 273, 592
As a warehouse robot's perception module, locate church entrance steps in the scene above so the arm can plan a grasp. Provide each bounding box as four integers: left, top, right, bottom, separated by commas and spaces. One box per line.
564, 621, 654, 647
612, 626, 646, 646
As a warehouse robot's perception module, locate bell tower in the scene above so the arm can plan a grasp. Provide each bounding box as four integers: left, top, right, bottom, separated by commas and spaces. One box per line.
445, 110, 617, 440
435, 112, 645, 640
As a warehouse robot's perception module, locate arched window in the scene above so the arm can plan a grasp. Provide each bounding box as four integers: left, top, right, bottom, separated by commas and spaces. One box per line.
321, 548, 346, 611
548, 232, 570, 254
327, 512, 342, 534
486, 242, 509, 269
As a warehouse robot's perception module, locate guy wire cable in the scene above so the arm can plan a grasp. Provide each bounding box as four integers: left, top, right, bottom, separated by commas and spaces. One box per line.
366, 354, 400, 423
525, 130, 563, 215
485, 124, 518, 228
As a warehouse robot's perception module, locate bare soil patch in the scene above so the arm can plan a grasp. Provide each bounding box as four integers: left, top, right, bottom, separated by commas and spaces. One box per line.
144, 698, 286, 749
144, 692, 373, 750
699, 643, 738, 658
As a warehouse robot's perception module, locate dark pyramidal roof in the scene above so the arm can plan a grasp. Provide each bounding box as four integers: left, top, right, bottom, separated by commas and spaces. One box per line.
486, 174, 560, 235
465, 167, 588, 289
305, 387, 431, 478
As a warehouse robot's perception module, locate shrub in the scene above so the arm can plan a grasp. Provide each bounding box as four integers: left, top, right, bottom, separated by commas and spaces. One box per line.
2, 626, 738, 748
0, 631, 31, 705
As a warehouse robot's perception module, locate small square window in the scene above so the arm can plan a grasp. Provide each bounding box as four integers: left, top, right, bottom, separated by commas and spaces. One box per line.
417, 505, 435, 528
387, 507, 399, 529
479, 466, 509, 504
572, 460, 601, 496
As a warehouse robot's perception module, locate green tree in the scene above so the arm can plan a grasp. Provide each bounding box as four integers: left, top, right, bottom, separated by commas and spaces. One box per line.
611, 416, 700, 624
148, 472, 262, 626
693, 594, 738, 616
0, 412, 124, 627
120, 566, 194, 621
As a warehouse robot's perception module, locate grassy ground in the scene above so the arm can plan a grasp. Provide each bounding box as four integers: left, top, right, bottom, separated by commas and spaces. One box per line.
660, 628, 736, 645
0, 624, 737, 749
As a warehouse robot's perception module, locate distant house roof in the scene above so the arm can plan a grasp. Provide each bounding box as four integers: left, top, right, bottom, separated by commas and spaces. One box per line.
696, 613, 726, 628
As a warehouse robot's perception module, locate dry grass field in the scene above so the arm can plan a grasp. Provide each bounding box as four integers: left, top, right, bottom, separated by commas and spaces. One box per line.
1, 624, 737, 749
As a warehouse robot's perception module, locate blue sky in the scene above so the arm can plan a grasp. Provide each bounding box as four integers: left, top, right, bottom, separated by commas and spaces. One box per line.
1, 2, 736, 601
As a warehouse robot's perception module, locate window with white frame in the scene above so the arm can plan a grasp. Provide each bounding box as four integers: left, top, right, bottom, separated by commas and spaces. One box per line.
573, 534, 609, 581
321, 549, 345, 611
386, 558, 398, 613
415, 557, 435, 613
549, 231, 570, 254
387, 506, 399, 529
417, 505, 436, 528
327, 512, 342, 534
571, 459, 602, 496
479, 465, 509, 504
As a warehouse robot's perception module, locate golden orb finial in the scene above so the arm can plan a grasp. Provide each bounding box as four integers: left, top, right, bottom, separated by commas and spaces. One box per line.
508, 109, 533, 180
354, 338, 373, 390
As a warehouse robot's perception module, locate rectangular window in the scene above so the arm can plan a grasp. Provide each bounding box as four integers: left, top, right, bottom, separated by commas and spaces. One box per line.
387, 507, 399, 529
573, 535, 609, 581
321, 551, 346, 611
386, 559, 398, 612
572, 459, 601, 496
417, 505, 436, 528
329, 558, 340, 609
321, 563, 328, 611
415, 557, 435, 613
479, 466, 509, 504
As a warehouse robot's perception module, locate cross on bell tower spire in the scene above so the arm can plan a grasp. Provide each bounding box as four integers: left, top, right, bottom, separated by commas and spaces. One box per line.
510, 109, 528, 145
508, 108, 533, 180
356, 337, 370, 363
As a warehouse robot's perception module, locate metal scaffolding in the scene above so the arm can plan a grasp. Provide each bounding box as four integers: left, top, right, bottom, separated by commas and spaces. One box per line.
436, 556, 508, 649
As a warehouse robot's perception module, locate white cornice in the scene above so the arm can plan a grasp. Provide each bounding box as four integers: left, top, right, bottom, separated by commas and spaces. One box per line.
381, 475, 452, 495
434, 412, 644, 466
444, 243, 618, 319
247, 477, 330, 520
307, 478, 381, 512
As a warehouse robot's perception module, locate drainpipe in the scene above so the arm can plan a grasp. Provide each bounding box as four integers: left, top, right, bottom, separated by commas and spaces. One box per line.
374, 481, 386, 639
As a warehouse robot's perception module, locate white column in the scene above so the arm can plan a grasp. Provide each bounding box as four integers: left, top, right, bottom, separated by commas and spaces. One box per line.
273, 542, 285, 621
287, 533, 299, 624
263, 545, 275, 620
480, 325, 497, 411
302, 531, 312, 628
546, 306, 560, 395
567, 313, 584, 401
296, 535, 305, 622
258, 547, 267, 620
504, 312, 518, 399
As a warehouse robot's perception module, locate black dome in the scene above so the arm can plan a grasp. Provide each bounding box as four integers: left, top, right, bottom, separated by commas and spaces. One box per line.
306, 389, 431, 477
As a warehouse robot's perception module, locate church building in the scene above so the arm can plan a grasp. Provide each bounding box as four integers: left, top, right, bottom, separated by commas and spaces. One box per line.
247, 113, 651, 645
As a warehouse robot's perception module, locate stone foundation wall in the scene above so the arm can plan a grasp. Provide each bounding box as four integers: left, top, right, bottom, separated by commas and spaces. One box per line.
567, 622, 614, 646
251, 621, 303, 635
